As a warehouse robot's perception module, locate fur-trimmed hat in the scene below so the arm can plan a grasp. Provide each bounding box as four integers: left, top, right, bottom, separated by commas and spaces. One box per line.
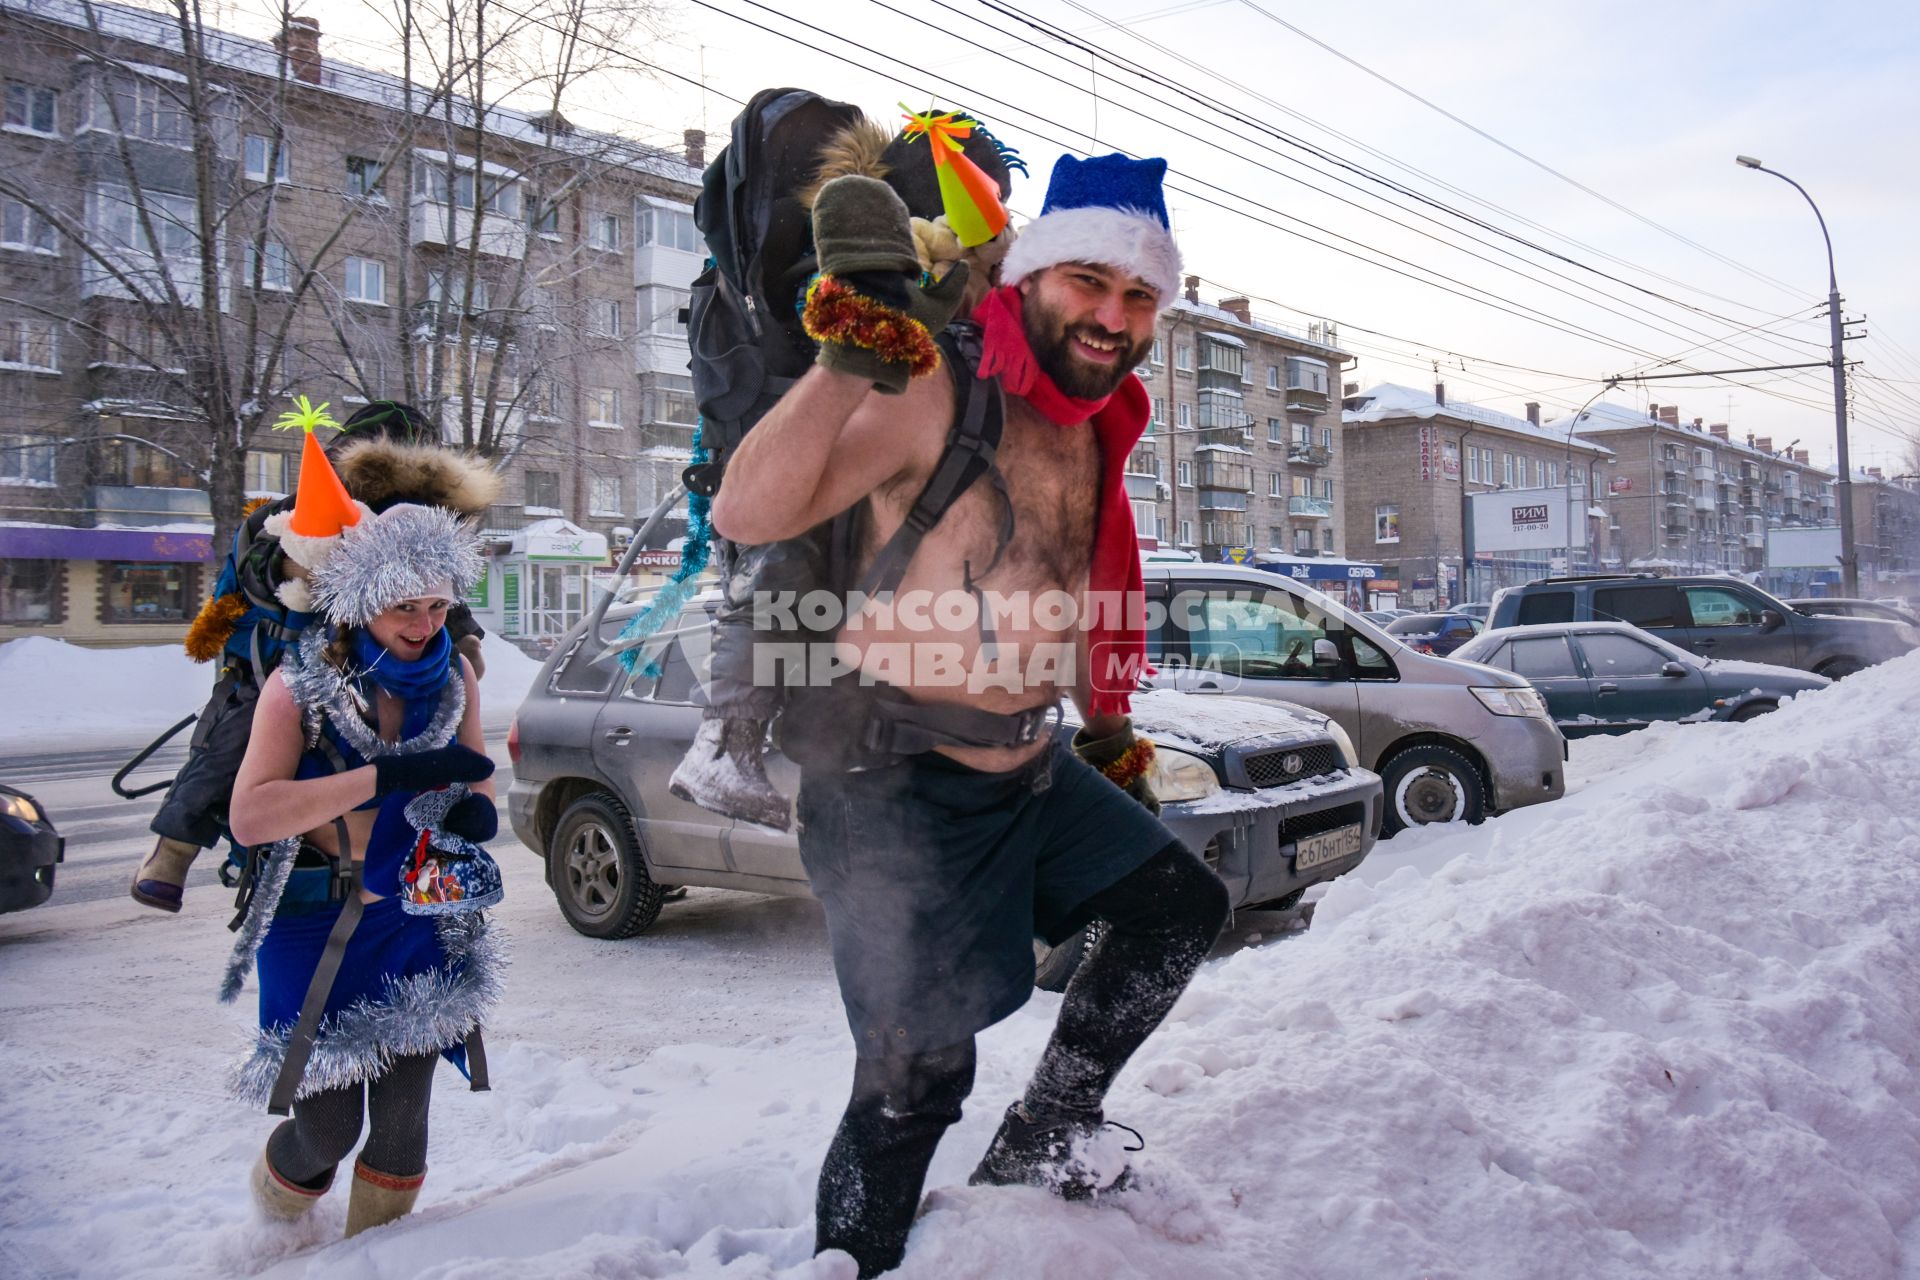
310, 503, 484, 627
1001, 154, 1182, 309
333, 437, 503, 518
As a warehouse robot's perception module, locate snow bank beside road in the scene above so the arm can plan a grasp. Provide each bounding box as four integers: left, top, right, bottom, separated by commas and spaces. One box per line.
2, 654, 1916, 1279
0, 633, 546, 749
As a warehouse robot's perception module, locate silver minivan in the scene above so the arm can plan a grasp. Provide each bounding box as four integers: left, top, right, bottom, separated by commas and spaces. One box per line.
1140, 564, 1566, 832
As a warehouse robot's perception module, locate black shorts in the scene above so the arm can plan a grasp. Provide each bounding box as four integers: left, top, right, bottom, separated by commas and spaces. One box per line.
796, 737, 1178, 1058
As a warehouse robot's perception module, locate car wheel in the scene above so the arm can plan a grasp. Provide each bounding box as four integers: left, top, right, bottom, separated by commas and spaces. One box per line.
1034, 919, 1106, 993
1816, 656, 1865, 679
549, 792, 665, 940
1728, 701, 1777, 723
1378, 744, 1488, 836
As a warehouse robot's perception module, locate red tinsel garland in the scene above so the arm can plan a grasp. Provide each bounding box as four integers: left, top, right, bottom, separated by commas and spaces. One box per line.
1100, 737, 1155, 789
801, 276, 942, 379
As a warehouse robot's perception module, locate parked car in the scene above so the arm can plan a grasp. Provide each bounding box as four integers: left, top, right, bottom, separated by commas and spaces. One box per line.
1785, 597, 1920, 629
1487, 574, 1915, 678
1451, 622, 1830, 738
509, 596, 1383, 989
1384, 612, 1484, 656
1138, 563, 1565, 834
1, 784, 63, 913
1449, 603, 1493, 621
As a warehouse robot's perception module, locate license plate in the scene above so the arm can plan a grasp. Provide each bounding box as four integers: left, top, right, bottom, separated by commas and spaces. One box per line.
1293, 823, 1364, 871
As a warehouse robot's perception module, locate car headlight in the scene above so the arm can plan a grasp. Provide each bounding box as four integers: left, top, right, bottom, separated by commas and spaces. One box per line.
0, 793, 41, 823
1146, 744, 1221, 803
1470, 685, 1548, 718
1323, 717, 1359, 769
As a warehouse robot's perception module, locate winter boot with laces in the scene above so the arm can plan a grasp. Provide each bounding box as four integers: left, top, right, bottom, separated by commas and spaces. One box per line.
669, 715, 792, 831
968, 1101, 1143, 1200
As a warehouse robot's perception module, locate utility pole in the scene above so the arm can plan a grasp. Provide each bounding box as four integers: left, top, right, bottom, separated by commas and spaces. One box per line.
1736, 156, 1857, 595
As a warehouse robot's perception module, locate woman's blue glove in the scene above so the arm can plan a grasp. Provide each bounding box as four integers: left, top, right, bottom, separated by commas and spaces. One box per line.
372, 744, 494, 796
441, 792, 498, 842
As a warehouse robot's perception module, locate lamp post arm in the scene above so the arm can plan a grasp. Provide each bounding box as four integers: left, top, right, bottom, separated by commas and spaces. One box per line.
1752, 164, 1837, 292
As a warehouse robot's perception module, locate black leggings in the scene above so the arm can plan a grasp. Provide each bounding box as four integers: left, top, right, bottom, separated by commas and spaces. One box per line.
266, 1051, 439, 1185
815, 841, 1228, 1277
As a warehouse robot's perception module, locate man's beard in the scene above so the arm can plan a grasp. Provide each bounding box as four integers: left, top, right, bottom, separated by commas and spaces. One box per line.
1025, 294, 1153, 400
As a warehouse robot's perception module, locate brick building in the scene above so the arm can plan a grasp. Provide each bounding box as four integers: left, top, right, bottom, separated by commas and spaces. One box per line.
1341, 383, 1615, 609
0, 0, 703, 647
1558, 402, 1836, 584
1847, 468, 1920, 599
1128, 280, 1359, 596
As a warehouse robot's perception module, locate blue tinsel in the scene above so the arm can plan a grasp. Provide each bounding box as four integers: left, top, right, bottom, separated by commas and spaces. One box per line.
616, 417, 712, 677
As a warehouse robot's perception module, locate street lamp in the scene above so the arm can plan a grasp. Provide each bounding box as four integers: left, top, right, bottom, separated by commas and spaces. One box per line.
1735, 155, 1857, 595
1560, 382, 1617, 576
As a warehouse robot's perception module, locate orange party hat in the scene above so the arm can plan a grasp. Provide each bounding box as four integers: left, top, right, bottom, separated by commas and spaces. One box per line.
273, 396, 361, 539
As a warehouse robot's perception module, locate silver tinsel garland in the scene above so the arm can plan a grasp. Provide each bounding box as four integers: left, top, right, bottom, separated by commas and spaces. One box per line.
309, 503, 483, 627
279, 626, 467, 762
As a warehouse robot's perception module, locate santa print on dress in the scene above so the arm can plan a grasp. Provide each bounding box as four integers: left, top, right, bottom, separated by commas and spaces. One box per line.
974, 284, 1150, 716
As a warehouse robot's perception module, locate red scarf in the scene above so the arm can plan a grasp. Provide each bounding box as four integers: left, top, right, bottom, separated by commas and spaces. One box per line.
975, 286, 1150, 716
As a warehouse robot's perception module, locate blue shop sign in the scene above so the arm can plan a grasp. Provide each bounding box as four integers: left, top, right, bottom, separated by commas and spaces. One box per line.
1252, 559, 1381, 583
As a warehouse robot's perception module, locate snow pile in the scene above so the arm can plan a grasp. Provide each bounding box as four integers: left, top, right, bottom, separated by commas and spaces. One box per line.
0, 633, 548, 748
2, 655, 1917, 1279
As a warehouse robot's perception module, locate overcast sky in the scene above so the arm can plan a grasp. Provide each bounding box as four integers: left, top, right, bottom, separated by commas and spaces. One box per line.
203, 0, 1920, 472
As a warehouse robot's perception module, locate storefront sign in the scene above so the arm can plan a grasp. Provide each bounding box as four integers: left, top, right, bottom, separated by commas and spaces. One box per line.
1418, 424, 1435, 480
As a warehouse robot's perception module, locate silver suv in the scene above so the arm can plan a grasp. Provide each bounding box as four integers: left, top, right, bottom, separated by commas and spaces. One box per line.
1139, 564, 1566, 833
507, 596, 1384, 987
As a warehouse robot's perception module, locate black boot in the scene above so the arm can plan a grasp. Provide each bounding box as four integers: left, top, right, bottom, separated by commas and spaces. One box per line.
969, 1101, 1141, 1200
669, 716, 791, 830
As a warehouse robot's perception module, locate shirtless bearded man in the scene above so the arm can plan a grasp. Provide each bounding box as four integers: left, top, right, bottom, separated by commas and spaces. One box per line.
711, 153, 1230, 1278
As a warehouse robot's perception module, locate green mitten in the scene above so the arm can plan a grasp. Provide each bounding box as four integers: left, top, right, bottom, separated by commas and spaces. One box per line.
1072, 717, 1161, 816
805, 176, 972, 394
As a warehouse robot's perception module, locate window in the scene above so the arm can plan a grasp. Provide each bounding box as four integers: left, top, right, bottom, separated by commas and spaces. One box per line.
1321, 528, 1335, 552
1515, 591, 1574, 625
638, 203, 699, 252
1375, 505, 1400, 543
588, 387, 621, 427
243, 134, 289, 183
1, 432, 56, 482
524, 469, 560, 511
1292, 474, 1313, 498
1591, 585, 1685, 630
0, 558, 57, 622
1321, 426, 1334, 450
527, 195, 559, 235
1177, 459, 1192, 488
590, 211, 622, 251
592, 298, 622, 337
645, 376, 697, 425
343, 256, 385, 304
1, 318, 59, 371
345, 155, 385, 199
5, 83, 58, 135
1502, 453, 1515, 487
245, 449, 288, 493
415, 164, 519, 216
1352, 632, 1393, 678
641, 286, 689, 337
102, 562, 191, 623
1508, 636, 1577, 679
590, 474, 623, 516
1534, 459, 1545, 487
1292, 420, 1312, 446
1177, 402, 1191, 429
244, 238, 292, 291
1268, 472, 1282, 497
1267, 418, 1283, 444
1179, 520, 1192, 545
1546, 462, 1559, 488
1266, 364, 1280, 390
88, 185, 196, 259
1684, 586, 1757, 628
1285, 356, 1329, 395
1175, 343, 1192, 372
1321, 478, 1334, 501
426, 270, 488, 312
1151, 397, 1166, 426
1575, 632, 1669, 678
1294, 527, 1314, 552
1179, 587, 1341, 679
2, 199, 56, 253
1467, 447, 1481, 484
88, 77, 188, 145
1150, 338, 1163, 365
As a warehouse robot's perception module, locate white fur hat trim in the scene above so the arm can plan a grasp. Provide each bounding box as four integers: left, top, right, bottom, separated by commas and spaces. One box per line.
263, 501, 376, 572
1000, 206, 1183, 310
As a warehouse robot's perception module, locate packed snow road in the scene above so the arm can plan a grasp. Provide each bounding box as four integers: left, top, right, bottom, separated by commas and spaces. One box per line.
2, 648, 1918, 1280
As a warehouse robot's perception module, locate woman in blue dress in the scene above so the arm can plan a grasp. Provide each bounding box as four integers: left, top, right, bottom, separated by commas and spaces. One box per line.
223, 501, 503, 1237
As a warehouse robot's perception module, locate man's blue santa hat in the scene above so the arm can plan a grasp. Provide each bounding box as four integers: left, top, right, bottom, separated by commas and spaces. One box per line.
1001, 153, 1182, 310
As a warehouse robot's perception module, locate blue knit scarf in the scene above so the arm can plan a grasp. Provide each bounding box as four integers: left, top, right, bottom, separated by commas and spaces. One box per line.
349, 628, 453, 739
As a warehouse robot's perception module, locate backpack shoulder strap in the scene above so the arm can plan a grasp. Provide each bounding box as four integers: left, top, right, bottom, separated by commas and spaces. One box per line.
853, 322, 1009, 601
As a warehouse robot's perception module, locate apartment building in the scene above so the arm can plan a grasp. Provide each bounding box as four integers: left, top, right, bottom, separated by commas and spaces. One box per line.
1341, 383, 1615, 609
0, 0, 703, 647
1559, 402, 1836, 585
1129, 280, 1359, 596
1847, 468, 1920, 598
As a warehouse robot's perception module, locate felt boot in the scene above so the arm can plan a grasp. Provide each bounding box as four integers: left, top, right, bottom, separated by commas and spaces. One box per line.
130, 836, 201, 913
343, 1160, 425, 1238
251, 1148, 333, 1221
669, 716, 791, 831
968, 1102, 1141, 1200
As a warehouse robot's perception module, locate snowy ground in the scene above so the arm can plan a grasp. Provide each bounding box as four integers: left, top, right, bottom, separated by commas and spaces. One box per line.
2, 644, 1918, 1278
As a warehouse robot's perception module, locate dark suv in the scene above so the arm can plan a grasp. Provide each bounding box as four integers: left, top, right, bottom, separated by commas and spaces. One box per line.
1487, 574, 1914, 678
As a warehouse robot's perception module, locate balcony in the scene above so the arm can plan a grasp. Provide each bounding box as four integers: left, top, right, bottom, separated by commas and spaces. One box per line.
1195, 460, 1252, 490
1692, 493, 1716, 511
1286, 441, 1332, 467
1198, 490, 1249, 513
1692, 464, 1717, 482
410, 199, 528, 260
1288, 496, 1334, 518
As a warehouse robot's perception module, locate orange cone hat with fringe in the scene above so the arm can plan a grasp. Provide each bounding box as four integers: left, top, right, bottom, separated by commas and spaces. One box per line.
262, 397, 373, 610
